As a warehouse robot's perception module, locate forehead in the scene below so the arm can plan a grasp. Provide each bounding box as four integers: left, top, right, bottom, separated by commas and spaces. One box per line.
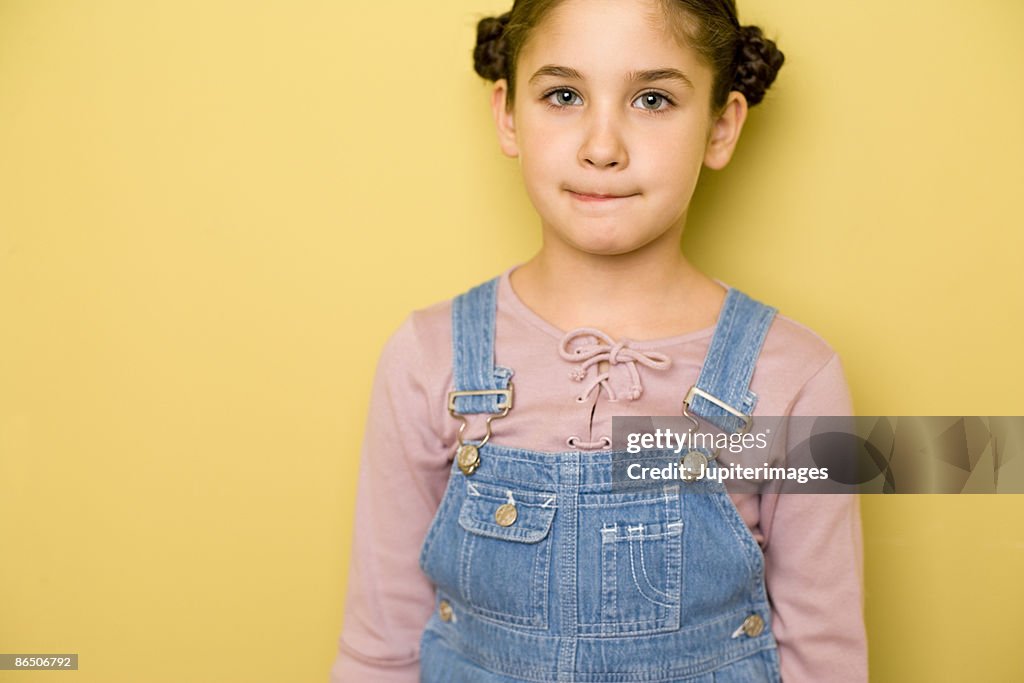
518, 0, 712, 88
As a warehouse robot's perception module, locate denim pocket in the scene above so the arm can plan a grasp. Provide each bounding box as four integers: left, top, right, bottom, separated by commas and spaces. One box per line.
577, 487, 683, 636
454, 481, 557, 628
599, 520, 683, 631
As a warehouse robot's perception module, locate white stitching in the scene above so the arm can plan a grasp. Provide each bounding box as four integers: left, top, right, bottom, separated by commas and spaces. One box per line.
627, 537, 676, 608
636, 534, 675, 601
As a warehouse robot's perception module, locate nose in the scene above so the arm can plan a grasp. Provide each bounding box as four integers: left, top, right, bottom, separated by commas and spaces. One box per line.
578, 105, 628, 170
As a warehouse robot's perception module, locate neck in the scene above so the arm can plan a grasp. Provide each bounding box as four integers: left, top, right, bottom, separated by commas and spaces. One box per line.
509, 218, 721, 340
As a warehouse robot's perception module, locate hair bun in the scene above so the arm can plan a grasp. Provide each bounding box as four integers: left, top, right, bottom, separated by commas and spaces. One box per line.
473, 12, 511, 82
733, 25, 785, 107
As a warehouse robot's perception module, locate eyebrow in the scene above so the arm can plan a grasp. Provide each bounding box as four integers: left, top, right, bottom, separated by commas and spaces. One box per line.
528, 65, 584, 84
629, 68, 694, 90
528, 65, 694, 90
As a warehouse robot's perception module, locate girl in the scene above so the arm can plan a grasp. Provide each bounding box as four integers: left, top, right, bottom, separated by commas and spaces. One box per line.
331, 0, 867, 681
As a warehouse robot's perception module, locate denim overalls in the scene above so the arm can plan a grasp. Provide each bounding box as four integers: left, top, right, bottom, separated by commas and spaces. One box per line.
418, 277, 783, 682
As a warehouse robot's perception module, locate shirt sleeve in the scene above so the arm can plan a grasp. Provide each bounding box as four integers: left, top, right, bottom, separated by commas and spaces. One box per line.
329, 314, 451, 683
759, 353, 869, 683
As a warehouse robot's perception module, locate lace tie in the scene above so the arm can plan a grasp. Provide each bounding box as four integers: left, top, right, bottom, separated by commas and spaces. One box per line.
559, 328, 672, 402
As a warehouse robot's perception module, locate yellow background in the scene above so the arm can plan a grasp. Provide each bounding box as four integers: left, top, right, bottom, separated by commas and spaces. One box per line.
1, 0, 1022, 681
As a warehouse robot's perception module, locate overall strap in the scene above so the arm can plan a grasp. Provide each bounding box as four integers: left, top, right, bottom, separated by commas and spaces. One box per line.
449, 277, 514, 416
685, 288, 777, 435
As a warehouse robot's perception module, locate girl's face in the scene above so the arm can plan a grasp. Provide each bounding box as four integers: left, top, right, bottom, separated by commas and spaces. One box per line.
492, 0, 746, 257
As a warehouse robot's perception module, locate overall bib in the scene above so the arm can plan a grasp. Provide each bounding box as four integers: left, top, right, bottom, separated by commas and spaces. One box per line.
418, 277, 783, 683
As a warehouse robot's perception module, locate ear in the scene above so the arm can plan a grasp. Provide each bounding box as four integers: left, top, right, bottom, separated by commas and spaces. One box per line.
703, 91, 748, 170
491, 79, 519, 158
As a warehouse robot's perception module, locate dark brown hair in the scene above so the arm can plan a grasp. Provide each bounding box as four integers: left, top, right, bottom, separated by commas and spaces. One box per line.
473, 0, 785, 111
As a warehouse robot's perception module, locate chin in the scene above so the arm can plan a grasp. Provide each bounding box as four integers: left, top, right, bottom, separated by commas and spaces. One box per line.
543, 210, 669, 257
566, 234, 652, 257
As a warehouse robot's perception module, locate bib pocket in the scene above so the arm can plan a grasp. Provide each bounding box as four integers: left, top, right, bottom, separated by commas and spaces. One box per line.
577, 487, 684, 636
452, 481, 557, 628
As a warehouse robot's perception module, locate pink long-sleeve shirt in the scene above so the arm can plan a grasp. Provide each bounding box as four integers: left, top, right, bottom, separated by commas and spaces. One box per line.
330, 267, 868, 682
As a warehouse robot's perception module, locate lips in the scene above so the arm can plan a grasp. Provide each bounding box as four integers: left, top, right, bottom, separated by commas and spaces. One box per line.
567, 188, 639, 201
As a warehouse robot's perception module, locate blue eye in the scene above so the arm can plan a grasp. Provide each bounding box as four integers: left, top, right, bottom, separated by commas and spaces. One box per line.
633, 92, 672, 111
544, 88, 583, 107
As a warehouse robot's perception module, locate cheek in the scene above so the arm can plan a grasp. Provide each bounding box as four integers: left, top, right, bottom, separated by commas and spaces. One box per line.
518, 111, 580, 171
519, 153, 552, 191
519, 134, 567, 188
647, 134, 706, 188
518, 153, 563, 216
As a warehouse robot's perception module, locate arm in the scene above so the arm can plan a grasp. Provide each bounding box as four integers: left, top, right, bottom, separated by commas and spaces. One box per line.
760, 353, 869, 683
329, 315, 451, 682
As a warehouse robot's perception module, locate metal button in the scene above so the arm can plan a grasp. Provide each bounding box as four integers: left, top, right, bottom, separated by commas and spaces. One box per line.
741, 613, 764, 637
438, 599, 453, 622
456, 444, 479, 475
680, 450, 708, 482
494, 503, 517, 527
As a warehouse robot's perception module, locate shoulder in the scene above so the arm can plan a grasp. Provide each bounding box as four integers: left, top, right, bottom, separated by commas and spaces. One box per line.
762, 311, 837, 373
750, 304, 852, 415
379, 296, 453, 373
367, 296, 456, 442
379, 269, 516, 372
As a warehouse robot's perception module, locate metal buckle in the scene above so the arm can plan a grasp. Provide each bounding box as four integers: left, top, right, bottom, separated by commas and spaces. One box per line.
447, 387, 514, 416
682, 385, 752, 434
447, 385, 515, 460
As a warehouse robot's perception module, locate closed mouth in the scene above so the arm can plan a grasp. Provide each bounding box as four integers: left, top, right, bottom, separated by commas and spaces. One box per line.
567, 189, 639, 200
